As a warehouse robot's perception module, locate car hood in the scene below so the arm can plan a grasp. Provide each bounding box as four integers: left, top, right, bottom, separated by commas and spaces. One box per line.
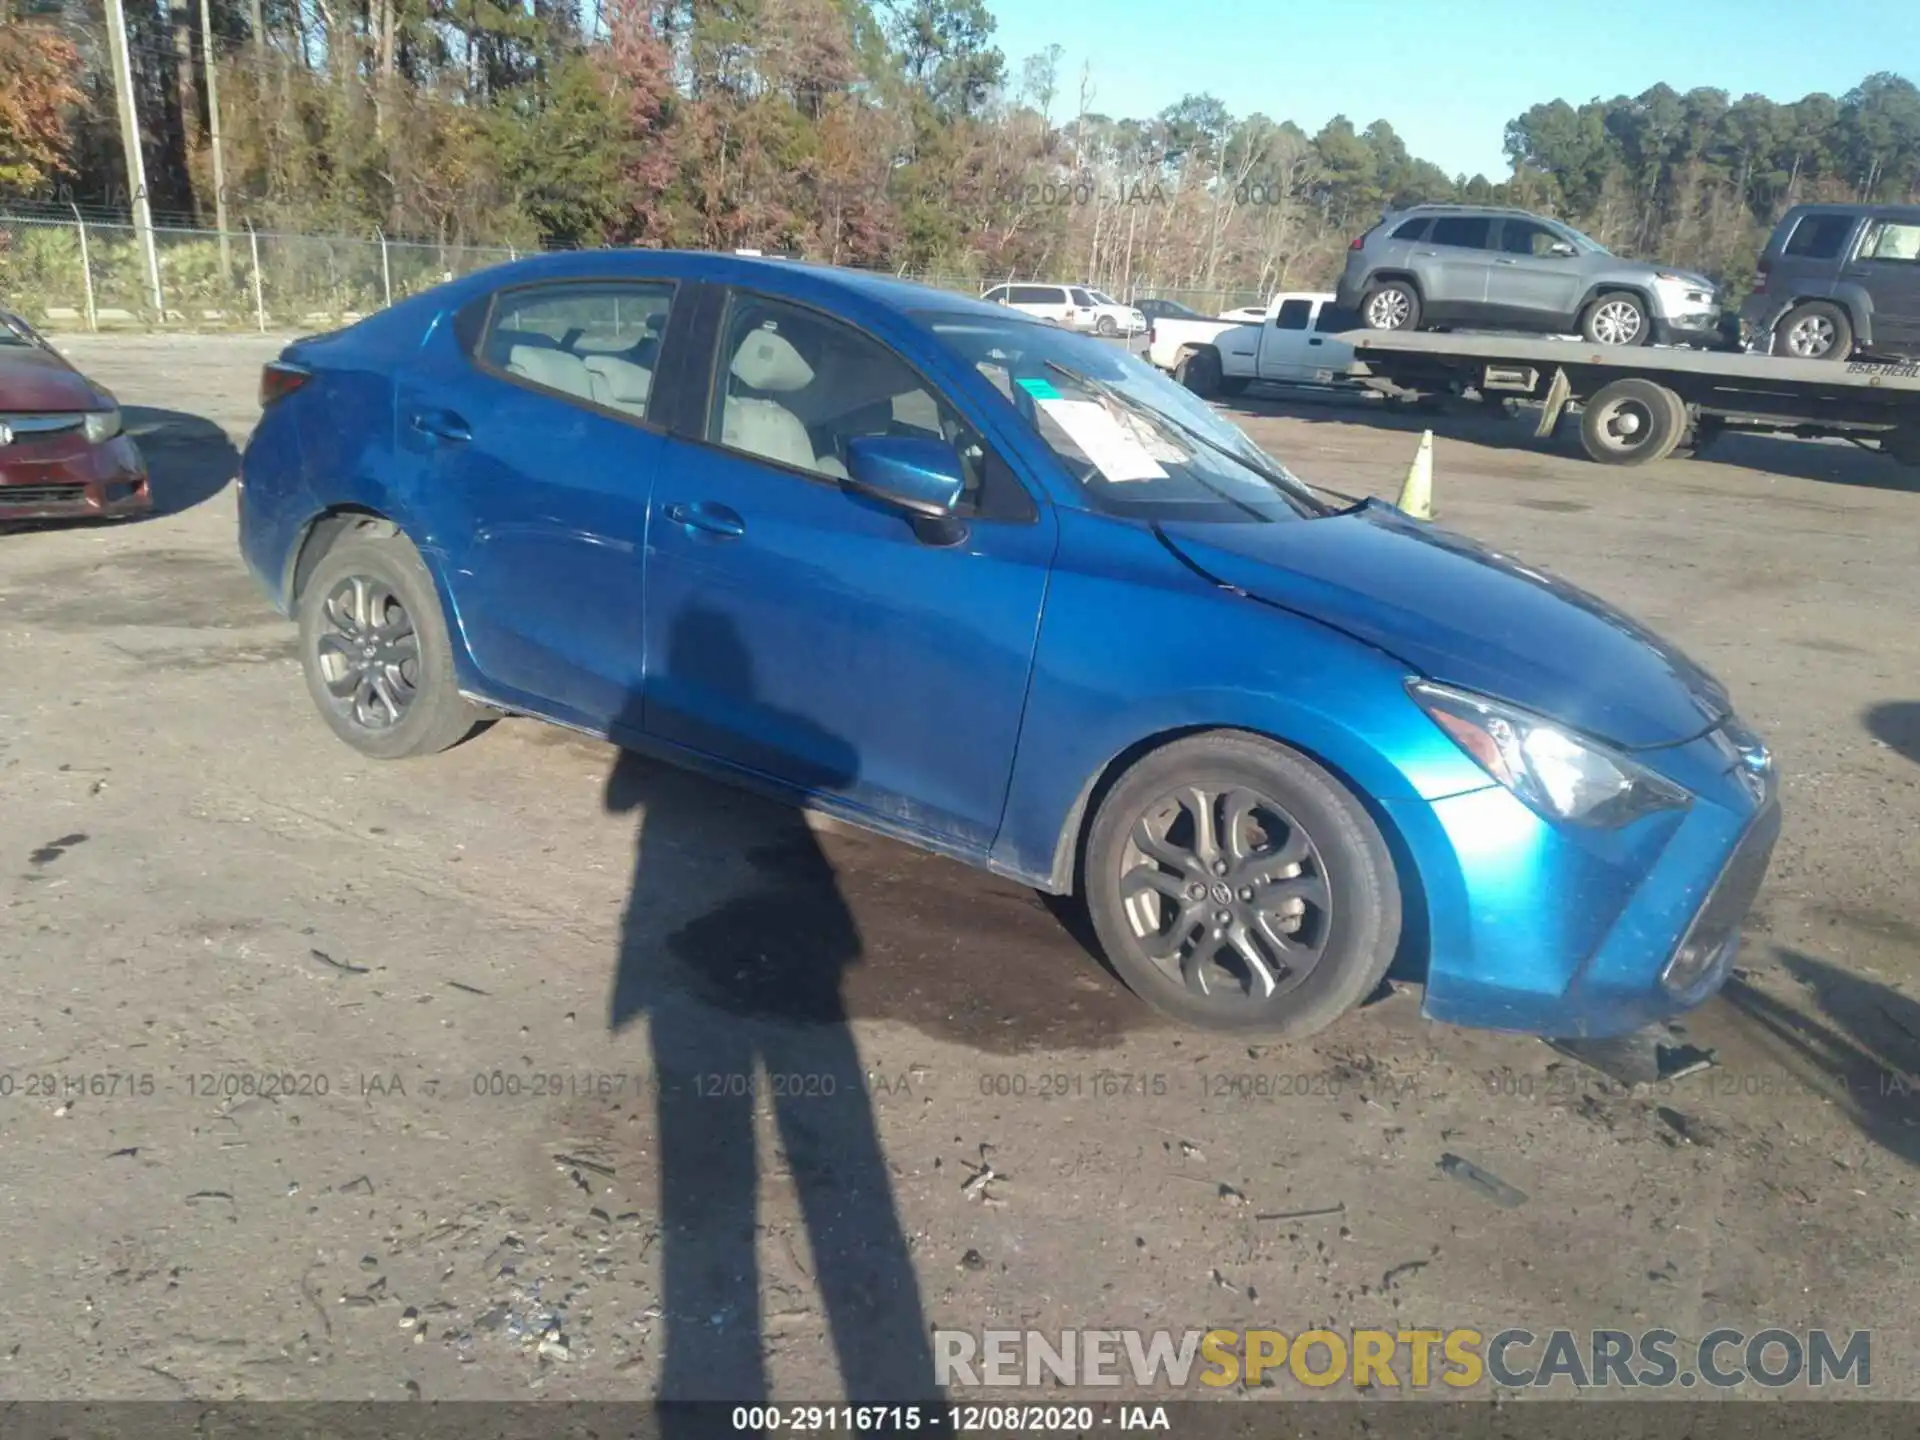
1157, 501, 1731, 749
1657, 267, 1717, 292
0, 346, 104, 411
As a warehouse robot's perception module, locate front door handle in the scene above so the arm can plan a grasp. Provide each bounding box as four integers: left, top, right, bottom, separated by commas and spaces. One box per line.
664, 501, 746, 539
1495, 258, 1519, 265
1307, 337, 1324, 346
410, 410, 470, 443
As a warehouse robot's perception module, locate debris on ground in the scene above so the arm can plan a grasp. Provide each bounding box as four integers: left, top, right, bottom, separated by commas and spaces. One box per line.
1437, 1153, 1528, 1208
957, 1249, 985, 1271
1547, 1031, 1719, 1088
959, 1145, 1005, 1205
1655, 1106, 1716, 1148
1254, 1203, 1345, 1222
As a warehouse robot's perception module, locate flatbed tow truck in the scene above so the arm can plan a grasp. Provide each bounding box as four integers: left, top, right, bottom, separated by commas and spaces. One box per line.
1311, 331, 1920, 468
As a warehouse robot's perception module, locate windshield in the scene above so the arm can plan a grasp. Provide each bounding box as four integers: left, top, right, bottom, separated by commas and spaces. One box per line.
1089, 290, 1117, 306
916, 309, 1327, 523
0, 313, 41, 347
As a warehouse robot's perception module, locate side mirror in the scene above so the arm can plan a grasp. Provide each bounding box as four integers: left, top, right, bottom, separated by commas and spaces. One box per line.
843, 435, 965, 518
1548, 241, 1577, 257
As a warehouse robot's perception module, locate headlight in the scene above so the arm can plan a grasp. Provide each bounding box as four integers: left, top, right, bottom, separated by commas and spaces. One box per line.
84, 408, 123, 443
1409, 680, 1690, 828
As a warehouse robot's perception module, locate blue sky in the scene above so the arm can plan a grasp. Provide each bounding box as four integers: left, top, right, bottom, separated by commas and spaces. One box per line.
983, 0, 1920, 179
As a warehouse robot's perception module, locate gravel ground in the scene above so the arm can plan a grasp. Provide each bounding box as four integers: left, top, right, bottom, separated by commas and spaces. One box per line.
0, 334, 1915, 1404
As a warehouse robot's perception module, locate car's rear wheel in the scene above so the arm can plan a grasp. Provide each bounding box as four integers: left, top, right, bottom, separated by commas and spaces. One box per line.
1361, 281, 1420, 331
1772, 301, 1853, 361
1083, 732, 1402, 1037
296, 528, 488, 759
1174, 347, 1222, 398
1581, 292, 1651, 347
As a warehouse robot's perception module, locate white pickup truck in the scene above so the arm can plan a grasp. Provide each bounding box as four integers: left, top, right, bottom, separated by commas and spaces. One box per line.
1145, 291, 1362, 397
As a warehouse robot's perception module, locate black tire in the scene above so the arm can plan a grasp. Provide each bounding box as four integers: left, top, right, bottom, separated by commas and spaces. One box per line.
1771, 300, 1853, 361
1579, 377, 1686, 465
1580, 291, 1652, 347
1685, 415, 1726, 458
1096, 314, 1119, 337
296, 527, 488, 759
1361, 280, 1420, 332
1174, 347, 1222, 398
1083, 731, 1402, 1037
1216, 376, 1250, 397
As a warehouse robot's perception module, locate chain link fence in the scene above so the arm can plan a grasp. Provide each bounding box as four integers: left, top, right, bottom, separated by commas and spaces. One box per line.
0, 213, 1268, 332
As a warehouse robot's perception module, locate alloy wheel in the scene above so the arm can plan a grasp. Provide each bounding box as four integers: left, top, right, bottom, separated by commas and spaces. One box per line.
1366, 290, 1411, 329
314, 574, 422, 731
1785, 314, 1836, 358
1590, 299, 1645, 345
1116, 784, 1332, 1004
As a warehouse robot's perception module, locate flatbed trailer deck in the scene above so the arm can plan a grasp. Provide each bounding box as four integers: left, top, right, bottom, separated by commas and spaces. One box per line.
1330, 330, 1920, 467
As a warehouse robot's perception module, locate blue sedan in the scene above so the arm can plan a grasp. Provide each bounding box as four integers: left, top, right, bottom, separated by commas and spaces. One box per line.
236, 250, 1779, 1039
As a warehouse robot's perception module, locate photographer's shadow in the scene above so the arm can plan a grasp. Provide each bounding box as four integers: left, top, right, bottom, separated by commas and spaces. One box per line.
605, 604, 939, 1415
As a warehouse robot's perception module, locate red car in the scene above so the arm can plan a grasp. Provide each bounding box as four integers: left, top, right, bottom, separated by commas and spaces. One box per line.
0, 309, 149, 522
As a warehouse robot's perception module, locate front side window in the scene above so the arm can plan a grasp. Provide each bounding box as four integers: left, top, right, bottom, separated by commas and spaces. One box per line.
479, 281, 673, 418
920, 309, 1328, 524
1070, 287, 1095, 307
1499, 220, 1562, 257
981, 286, 1008, 303
707, 292, 1005, 517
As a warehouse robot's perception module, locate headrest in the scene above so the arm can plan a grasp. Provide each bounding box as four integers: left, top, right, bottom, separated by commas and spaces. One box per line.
730, 325, 814, 392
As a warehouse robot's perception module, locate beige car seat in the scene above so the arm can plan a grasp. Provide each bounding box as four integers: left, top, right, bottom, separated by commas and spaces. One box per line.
508, 345, 596, 402
721, 326, 846, 477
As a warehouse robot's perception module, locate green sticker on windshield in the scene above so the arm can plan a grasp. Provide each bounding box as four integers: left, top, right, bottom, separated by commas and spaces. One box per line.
1016, 377, 1063, 400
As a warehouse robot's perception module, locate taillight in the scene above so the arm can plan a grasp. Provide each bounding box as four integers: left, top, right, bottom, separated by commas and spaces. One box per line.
1147, 324, 1157, 346
1751, 258, 1770, 295
259, 360, 311, 408
1349, 233, 1367, 249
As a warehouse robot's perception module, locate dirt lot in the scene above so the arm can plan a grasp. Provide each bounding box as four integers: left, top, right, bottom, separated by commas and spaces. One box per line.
1, 335, 1917, 1404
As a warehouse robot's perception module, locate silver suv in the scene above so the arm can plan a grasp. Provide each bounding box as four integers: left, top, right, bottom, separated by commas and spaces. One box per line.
1334, 205, 1723, 347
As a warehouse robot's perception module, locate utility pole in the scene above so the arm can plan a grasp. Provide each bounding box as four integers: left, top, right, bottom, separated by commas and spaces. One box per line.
198, 0, 233, 283
104, 0, 165, 319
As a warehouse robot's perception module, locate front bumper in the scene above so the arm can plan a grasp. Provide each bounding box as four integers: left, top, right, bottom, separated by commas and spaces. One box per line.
0, 434, 150, 521
1651, 304, 1727, 349
1385, 724, 1779, 1038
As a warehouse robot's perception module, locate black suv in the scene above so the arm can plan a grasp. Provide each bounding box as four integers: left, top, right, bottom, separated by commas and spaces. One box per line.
1740, 204, 1920, 360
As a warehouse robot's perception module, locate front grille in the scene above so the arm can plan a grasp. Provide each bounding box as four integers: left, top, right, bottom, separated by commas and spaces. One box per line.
1661, 800, 1782, 996
0, 483, 88, 506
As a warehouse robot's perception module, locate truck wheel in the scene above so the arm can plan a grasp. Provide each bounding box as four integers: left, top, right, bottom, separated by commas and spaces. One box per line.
1175, 347, 1222, 398
1579, 378, 1686, 465
1216, 376, 1250, 397
1581, 292, 1651, 347
1772, 301, 1853, 361
1361, 281, 1420, 331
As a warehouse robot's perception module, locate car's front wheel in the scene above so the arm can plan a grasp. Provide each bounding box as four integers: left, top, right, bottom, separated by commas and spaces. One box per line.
1096, 314, 1119, 337
296, 527, 489, 759
1083, 732, 1402, 1036
1581, 292, 1651, 346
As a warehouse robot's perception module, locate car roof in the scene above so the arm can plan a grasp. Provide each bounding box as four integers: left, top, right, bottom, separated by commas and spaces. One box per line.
1781, 202, 1920, 222
460, 248, 1015, 321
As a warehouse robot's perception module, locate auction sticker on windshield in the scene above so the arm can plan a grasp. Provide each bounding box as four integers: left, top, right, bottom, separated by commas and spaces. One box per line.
1037, 397, 1170, 481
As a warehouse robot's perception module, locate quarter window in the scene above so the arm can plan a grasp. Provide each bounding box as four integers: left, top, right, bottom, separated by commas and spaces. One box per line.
479, 282, 673, 419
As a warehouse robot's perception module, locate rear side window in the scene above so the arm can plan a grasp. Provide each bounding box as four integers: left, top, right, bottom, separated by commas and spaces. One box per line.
1273, 299, 1313, 330
1859, 220, 1920, 263
1429, 216, 1492, 249
479, 282, 674, 419
1783, 213, 1857, 261
1391, 218, 1430, 241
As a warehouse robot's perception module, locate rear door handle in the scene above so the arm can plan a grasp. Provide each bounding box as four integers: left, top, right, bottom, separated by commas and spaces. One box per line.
410, 410, 470, 443
664, 501, 746, 539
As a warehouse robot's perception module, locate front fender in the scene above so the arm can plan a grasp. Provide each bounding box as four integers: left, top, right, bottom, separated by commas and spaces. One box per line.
986, 512, 1493, 892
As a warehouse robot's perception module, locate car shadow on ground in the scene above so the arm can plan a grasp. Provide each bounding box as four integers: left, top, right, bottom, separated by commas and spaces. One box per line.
126, 406, 240, 516
1218, 386, 1920, 492
1863, 702, 1920, 766
1718, 947, 1920, 1168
